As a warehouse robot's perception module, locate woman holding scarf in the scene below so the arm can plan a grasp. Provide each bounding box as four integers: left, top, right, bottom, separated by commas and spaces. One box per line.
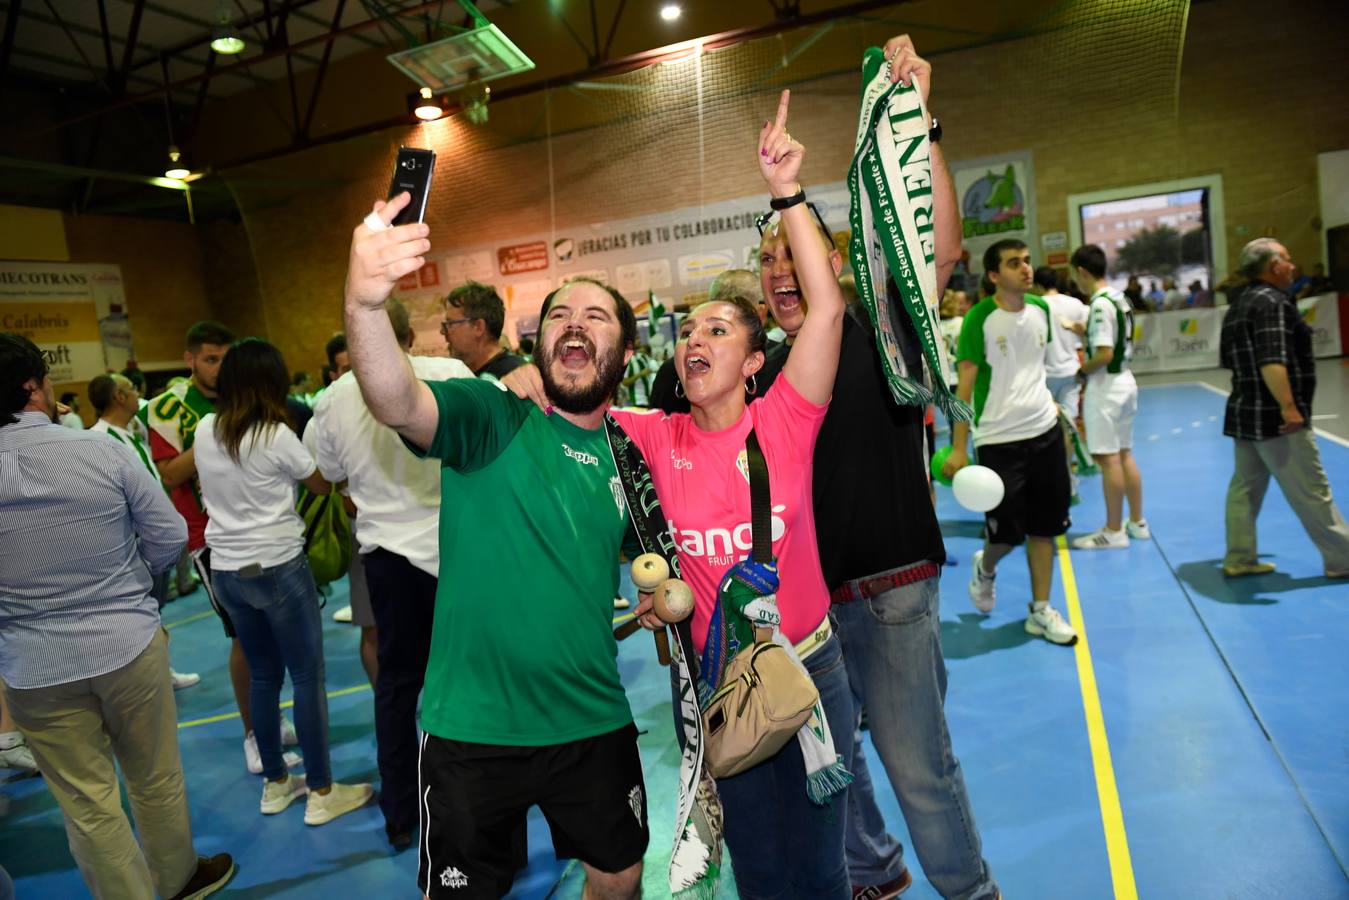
609, 89, 851, 899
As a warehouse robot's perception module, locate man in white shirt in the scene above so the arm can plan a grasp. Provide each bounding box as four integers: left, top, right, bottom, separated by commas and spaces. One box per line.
58, 392, 84, 429
943, 240, 1078, 646
1034, 265, 1093, 500
1069, 244, 1149, 549
88, 373, 201, 690
305, 298, 471, 848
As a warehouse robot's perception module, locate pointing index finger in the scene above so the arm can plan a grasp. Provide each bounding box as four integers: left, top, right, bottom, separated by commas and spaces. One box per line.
774, 89, 791, 130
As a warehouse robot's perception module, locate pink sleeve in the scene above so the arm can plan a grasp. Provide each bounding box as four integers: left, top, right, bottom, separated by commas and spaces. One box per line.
752, 371, 829, 465
607, 408, 674, 469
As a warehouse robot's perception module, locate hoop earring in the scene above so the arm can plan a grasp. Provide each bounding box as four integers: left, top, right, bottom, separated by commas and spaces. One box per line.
745, 374, 758, 396
674, 380, 685, 399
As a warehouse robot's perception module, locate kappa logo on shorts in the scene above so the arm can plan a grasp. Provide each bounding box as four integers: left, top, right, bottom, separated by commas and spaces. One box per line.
627, 784, 643, 825
439, 866, 469, 889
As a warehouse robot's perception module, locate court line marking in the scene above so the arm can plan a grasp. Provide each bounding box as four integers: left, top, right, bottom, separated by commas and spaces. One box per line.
1151, 380, 1349, 450
174, 614, 637, 729
177, 683, 373, 730
1056, 536, 1139, 900
164, 610, 215, 630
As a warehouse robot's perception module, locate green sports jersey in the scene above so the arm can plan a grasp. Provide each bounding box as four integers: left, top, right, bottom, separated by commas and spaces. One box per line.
956, 294, 1059, 447
411, 378, 633, 746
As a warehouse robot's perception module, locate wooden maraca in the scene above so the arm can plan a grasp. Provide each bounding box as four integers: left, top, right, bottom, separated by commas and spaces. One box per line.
629, 553, 690, 666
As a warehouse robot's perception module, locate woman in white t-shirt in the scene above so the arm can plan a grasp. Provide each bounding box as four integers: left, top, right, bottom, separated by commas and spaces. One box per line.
195, 338, 373, 825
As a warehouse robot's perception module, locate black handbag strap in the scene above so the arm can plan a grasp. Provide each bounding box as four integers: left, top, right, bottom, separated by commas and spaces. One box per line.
746, 429, 771, 564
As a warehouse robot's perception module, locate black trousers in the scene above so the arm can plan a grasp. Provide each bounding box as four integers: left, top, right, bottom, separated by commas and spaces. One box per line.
363, 547, 437, 836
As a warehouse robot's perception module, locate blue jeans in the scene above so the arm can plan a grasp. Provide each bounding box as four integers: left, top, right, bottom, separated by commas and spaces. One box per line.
834, 567, 999, 900
212, 553, 331, 788
718, 632, 854, 900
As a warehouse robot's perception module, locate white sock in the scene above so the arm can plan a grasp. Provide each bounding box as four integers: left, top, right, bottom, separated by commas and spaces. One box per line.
1031, 600, 1048, 613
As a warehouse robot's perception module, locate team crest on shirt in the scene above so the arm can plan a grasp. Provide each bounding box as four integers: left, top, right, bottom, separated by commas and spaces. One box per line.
734, 449, 750, 484
609, 476, 627, 518
996, 335, 1008, 355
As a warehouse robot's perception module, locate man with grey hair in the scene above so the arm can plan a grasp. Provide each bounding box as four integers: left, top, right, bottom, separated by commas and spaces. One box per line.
1219, 238, 1349, 578
440, 281, 526, 380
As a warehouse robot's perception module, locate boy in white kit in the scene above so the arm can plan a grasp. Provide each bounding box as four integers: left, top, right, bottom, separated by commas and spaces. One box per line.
1069, 244, 1149, 549
943, 239, 1078, 646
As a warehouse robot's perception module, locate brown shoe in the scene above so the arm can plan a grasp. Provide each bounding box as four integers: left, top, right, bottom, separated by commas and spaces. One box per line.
1327, 569, 1349, 579
852, 868, 913, 900
1222, 562, 1276, 577
168, 854, 236, 900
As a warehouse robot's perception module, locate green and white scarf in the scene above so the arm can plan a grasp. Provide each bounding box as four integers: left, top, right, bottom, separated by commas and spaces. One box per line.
604, 415, 723, 900
847, 46, 971, 423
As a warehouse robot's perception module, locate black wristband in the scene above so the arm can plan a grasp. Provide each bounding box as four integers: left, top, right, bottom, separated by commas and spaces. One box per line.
769, 189, 806, 211
928, 116, 942, 144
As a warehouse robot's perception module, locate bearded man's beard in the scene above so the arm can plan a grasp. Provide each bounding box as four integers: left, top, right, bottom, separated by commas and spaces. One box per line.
536, 336, 627, 414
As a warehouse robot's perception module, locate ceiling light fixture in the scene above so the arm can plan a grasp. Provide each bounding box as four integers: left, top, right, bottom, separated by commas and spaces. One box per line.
210, 2, 245, 55
164, 145, 190, 180
413, 87, 444, 121
660, 4, 682, 21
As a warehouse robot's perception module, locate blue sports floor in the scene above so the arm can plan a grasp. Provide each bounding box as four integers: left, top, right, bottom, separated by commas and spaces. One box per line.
3, 381, 1348, 898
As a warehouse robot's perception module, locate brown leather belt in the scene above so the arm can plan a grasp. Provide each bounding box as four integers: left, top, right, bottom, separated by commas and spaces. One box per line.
830, 561, 942, 604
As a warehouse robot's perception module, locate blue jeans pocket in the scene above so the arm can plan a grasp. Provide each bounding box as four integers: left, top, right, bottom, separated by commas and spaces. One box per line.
864, 579, 933, 627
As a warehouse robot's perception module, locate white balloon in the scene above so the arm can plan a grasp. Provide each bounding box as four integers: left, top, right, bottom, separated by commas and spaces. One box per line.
952, 465, 1005, 512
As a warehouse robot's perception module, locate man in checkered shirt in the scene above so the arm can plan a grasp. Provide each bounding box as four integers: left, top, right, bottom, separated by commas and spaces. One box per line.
1219, 237, 1349, 578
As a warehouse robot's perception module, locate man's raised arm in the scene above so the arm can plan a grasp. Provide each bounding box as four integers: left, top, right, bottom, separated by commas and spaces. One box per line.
344, 192, 441, 450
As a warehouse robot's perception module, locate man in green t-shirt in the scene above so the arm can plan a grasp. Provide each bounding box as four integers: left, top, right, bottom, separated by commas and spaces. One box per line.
943, 239, 1078, 646
344, 192, 646, 900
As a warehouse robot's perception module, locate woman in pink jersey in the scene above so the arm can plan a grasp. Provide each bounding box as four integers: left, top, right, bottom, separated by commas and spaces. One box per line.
608, 90, 850, 899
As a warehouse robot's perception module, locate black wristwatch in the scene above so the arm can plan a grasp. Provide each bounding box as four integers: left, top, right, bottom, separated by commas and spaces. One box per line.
929, 116, 942, 144
769, 189, 806, 211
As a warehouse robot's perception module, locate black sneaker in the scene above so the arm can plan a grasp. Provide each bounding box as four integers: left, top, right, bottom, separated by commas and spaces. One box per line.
169, 854, 236, 900
852, 868, 912, 900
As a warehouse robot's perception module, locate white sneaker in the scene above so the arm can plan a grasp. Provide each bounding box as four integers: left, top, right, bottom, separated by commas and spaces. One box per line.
280, 716, 299, 747
171, 669, 200, 690
304, 781, 374, 826
1125, 519, 1151, 540
0, 734, 38, 773
613, 596, 631, 610
1072, 527, 1129, 550
244, 731, 304, 775
332, 606, 353, 623
260, 774, 308, 814
1025, 604, 1078, 645
968, 549, 996, 613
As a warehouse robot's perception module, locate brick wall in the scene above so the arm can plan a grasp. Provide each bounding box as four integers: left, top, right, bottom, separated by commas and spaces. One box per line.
49, 0, 1349, 379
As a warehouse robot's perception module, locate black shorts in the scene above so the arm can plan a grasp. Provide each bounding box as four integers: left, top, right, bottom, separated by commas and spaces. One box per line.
417, 723, 649, 899
190, 548, 235, 639
975, 424, 1072, 546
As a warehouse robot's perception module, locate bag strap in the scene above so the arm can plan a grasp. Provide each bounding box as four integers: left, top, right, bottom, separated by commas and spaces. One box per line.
746, 429, 771, 565
745, 429, 774, 646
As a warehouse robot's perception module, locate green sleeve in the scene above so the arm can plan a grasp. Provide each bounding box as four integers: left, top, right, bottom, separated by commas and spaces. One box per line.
620, 522, 644, 560
403, 378, 531, 472
1026, 295, 1054, 345
956, 298, 991, 364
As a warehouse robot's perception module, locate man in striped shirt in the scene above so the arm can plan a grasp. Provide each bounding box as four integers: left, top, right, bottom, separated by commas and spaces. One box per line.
0, 333, 235, 900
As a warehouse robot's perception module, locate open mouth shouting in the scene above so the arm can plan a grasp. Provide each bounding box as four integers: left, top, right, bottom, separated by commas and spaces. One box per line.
772, 283, 803, 316
557, 335, 596, 370
684, 352, 710, 376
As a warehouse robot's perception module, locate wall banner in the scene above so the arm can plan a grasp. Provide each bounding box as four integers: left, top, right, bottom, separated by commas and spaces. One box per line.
1298, 292, 1342, 358
950, 150, 1036, 271
1129, 311, 1164, 373
0, 261, 132, 383
392, 182, 853, 355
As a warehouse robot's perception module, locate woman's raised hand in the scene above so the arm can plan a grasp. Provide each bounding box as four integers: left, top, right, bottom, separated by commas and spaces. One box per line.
758, 89, 804, 199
